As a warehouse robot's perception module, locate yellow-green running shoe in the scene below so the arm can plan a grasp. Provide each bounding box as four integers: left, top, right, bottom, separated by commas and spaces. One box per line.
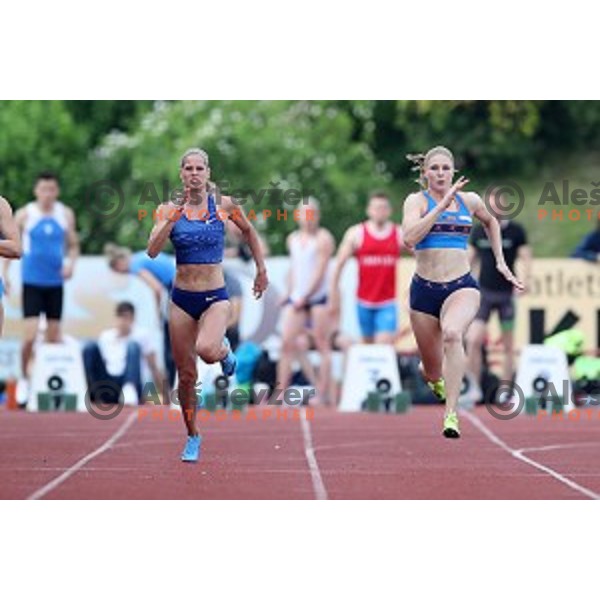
419, 362, 446, 403
443, 411, 461, 439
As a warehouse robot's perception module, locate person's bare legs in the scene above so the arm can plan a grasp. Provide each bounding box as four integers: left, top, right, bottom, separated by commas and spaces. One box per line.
21, 317, 39, 380
195, 301, 231, 364
274, 305, 307, 402
410, 310, 443, 383
295, 333, 317, 386
311, 304, 332, 405
465, 319, 486, 384
330, 331, 354, 407
169, 303, 199, 436
500, 327, 515, 384
374, 331, 395, 344
439, 289, 481, 416
45, 319, 62, 343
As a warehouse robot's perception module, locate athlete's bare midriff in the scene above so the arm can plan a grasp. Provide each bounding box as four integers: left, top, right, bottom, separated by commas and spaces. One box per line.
174, 263, 225, 292
414, 247, 471, 282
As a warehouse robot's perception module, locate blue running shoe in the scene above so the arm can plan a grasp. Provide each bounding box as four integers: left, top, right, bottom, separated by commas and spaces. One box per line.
220, 337, 237, 377
181, 434, 202, 462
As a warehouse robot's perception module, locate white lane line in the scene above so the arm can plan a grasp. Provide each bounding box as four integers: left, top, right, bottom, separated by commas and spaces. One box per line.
300, 408, 328, 500
463, 411, 600, 500
27, 411, 137, 501
517, 441, 600, 454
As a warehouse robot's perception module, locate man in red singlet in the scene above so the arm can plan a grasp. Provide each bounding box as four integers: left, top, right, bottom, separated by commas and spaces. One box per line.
329, 192, 403, 344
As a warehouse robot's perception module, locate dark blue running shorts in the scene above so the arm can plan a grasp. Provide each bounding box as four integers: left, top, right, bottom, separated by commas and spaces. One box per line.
409, 273, 480, 319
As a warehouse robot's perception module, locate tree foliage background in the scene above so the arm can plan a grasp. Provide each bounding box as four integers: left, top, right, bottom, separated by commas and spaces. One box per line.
1, 100, 599, 255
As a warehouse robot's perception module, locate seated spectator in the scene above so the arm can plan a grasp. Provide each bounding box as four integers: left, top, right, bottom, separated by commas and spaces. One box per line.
83, 301, 166, 404
571, 222, 600, 262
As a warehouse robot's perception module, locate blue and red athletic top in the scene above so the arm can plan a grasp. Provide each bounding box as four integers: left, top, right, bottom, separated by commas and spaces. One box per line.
415, 191, 472, 251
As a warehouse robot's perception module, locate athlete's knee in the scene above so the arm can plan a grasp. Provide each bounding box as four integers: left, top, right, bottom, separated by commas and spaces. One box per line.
195, 340, 222, 364
374, 333, 395, 345
442, 326, 463, 346
294, 334, 310, 353
502, 337, 514, 353
45, 328, 61, 343
281, 335, 298, 354
466, 331, 483, 353
313, 334, 331, 352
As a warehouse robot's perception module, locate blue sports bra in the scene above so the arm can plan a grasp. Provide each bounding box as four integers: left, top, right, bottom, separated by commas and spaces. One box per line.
169, 194, 226, 265
415, 191, 473, 251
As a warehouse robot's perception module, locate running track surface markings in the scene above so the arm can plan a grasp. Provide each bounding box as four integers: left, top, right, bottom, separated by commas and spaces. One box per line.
2, 406, 600, 499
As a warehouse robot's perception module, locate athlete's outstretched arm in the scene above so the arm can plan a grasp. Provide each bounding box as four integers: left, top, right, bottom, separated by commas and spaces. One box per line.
397, 225, 413, 254
328, 225, 358, 314
147, 202, 183, 258
0, 197, 22, 260
1, 205, 25, 296
517, 243, 532, 294
63, 207, 80, 279
402, 194, 433, 247
281, 233, 293, 304
0, 259, 10, 295
222, 197, 268, 299
472, 193, 524, 291
301, 230, 335, 303
402, 177, 469, 247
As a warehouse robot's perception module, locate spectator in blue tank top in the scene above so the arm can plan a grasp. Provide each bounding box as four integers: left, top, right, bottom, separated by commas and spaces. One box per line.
4, 172, 80, 406
0, 195, 23, 335
105, 244, 176, 393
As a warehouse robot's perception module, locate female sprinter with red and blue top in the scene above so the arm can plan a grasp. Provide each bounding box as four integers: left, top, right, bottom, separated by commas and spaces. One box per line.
402, 146, 522, 438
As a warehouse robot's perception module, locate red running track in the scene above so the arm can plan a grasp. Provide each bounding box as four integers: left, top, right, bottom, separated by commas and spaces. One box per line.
1, 405, 600, 499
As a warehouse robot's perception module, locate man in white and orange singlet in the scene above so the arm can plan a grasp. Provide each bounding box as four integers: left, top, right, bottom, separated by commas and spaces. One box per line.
329, 192, 403, 344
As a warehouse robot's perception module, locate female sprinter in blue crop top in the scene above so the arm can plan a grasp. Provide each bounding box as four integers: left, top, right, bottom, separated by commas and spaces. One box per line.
147, 148, 269, 462
402, 146, 522, 439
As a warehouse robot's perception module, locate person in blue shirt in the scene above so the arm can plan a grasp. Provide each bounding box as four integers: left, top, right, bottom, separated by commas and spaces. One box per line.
0, 195, 23, 335
4, 172, 80, 405
105, 244, 176, 391
106, 245, 175, 299
571, 222, 600, 262
147, 148, 268, 463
